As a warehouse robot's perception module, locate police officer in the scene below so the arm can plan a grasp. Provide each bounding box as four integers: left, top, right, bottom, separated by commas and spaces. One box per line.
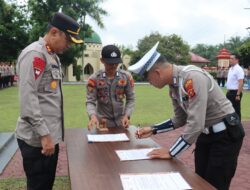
16, 12, 83, 190
226, 55, 244, 121
129, 42, 244, 190
86, 45, 135, 130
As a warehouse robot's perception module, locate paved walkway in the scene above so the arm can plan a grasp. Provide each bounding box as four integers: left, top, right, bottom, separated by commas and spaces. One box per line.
1, 121, 249, 190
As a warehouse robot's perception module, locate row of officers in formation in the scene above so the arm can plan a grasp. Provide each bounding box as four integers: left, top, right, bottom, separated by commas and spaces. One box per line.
215, 66, 250, 89
216, 67, 228, 87
0, 63, 15, 89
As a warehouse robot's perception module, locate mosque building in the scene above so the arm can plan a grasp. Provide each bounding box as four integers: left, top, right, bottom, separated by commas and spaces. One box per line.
64, 32, 131, 81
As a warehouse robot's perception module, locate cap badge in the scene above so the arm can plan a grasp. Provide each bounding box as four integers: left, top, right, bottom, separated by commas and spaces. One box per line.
111, 52, 117, 57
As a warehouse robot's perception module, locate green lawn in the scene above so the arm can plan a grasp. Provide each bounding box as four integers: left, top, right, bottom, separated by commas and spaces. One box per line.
0, 176, 70, 190
0, 84, 250, 132
0, 84, 249, 189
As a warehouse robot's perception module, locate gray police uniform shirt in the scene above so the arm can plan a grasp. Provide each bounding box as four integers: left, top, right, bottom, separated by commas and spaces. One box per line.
170, 65, 234, 144
15, 37, 64, 147
86, 69, 135, 127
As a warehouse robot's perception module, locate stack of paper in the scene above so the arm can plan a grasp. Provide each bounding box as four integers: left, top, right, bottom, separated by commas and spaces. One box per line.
115, 148, 156, 161
120, 172, 192, 190
87, 133, 129, 142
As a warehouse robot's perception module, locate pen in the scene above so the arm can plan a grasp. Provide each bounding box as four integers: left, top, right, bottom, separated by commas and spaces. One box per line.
137, 124, 141, 138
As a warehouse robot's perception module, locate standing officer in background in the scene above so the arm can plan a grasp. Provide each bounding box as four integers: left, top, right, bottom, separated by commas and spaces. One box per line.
86, 45, 135, 130
216, 66, 223, 86
16, 12, 83, 190
226, 55, 244, 120
129, 42, 244, 190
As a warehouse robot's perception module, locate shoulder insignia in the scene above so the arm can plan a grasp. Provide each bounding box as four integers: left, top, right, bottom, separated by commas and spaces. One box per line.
87, 79, 96, 93
33, 57, 45, 80
129, 75, 134, 87
88, 79, 96, 87
184, 79, 196, 99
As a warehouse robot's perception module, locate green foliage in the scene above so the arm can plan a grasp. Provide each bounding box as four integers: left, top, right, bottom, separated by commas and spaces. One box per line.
59, 46, 83, 67
26, 0, 107, 67
0, 0, 29, 61
222, 36, 247, 56
191, 44, 220, 66
131, 32, 190, 66
208, 71, 217, 79
238, 39, 250, 68
74, 65, 82, 81
132, 74, 145, 82
191, 36, 247, 67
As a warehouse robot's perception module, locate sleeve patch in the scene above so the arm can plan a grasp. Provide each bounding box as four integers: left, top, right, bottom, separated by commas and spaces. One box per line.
184, 79, 196, 99
88, 79, 96, 87
33, 57, 45, 80
129, 76, 134, 87
87, 79, 96, 93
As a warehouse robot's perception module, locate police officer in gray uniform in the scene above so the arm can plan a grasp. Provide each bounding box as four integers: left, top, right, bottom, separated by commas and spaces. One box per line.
129, 42, 244, 190
86, 45, 135, 130
16, 12, 83, 190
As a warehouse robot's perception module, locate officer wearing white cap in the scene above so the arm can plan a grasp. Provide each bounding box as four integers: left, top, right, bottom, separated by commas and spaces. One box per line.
16, 12, 83, 190
86, 44, 135, 130
129, 42, 244, 190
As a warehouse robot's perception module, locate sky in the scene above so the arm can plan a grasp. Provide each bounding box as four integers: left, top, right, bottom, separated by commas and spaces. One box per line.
86, 0, 250, 49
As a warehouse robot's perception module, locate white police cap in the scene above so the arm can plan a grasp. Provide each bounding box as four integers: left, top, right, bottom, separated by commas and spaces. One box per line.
128, 42, 160, 75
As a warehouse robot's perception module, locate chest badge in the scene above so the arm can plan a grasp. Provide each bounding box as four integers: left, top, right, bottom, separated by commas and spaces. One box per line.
50, 80, 57, 89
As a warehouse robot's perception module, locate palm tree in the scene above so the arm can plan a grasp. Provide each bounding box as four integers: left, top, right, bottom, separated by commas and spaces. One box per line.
27, 0, 107, 41
225, 36, 245, 55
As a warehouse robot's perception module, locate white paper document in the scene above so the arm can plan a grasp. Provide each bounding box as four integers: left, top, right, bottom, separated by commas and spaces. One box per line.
120, 172, 192, 190
116, 148, 155, 161
87, 133, 129, 142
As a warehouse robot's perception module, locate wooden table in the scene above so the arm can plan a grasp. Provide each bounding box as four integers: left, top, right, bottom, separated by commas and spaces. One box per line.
65, 127, 216, 190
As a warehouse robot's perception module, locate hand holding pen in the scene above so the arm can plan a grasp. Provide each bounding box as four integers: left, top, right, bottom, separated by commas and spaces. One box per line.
136, 124, 141, 138
135, 125, 154, 139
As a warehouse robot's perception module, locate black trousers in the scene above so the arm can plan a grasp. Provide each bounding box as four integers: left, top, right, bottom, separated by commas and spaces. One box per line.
195, 130, 243, 190
226, 90, 242, 120
17, 139, 59, 190
217, 78, 221, 86
221, 78, 226, 87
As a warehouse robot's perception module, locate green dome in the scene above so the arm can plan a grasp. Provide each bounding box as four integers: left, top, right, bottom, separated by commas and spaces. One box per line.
85, 32, 102, 44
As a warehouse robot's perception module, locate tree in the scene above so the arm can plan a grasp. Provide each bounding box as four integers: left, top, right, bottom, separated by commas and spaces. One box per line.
191, 44, 220, 66
238, 39, 250, 68
131, 32, 190, 66
0, 0, 29, 62
224, 36, 245, 56
26, 0, 107, 67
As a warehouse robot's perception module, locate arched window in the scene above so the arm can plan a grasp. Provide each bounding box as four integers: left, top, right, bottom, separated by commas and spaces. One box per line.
84, 63, 94, 75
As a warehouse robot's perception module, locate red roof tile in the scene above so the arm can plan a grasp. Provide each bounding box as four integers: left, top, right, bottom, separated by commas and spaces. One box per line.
190, 52, 210, 63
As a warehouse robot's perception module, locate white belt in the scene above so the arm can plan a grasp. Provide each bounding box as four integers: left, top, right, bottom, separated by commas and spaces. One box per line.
203, 122, 226, 135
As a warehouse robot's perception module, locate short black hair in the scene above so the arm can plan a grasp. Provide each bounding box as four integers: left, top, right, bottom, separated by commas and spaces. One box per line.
155, 55, 167, 64
143, 55, 168, 78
